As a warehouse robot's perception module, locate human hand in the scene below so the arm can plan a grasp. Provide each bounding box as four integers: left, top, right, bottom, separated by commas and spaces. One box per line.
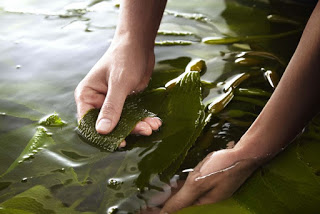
161, 148, 262, 213
74, 35, 162, 146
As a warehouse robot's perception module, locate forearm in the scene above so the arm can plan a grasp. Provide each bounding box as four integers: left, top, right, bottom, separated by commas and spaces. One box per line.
115, 0, 167, 48
235, 1, 320, 160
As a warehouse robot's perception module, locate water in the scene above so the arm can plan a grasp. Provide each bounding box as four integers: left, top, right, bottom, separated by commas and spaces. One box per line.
0, 0, 319, 213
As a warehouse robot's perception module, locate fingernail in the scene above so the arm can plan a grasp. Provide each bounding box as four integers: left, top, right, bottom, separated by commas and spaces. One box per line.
97, 119, 111, 132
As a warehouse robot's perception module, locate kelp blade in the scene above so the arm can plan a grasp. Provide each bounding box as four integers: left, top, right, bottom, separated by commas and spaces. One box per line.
136, 71, 205, 187
1, 126, 55, 177
77, 92, 166, 152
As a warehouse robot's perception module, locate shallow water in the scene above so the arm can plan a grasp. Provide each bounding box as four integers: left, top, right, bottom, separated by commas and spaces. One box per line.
0, 0, 319, 213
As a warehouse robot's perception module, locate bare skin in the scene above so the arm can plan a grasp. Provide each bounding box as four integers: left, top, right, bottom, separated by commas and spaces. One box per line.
161, 1, 320, 212
75, 0, 320, 213
75, 0, 167, 146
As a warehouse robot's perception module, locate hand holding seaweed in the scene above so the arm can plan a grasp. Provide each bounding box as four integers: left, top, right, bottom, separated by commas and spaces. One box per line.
161, 148, 261, 213
74, 39, 161, 138
77, 89, 166, 152
74, 0, 167, 137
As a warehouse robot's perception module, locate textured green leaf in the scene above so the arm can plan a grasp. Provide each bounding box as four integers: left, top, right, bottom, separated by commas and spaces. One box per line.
0, 185, 89, 214
1, 126, 55, 177
38, 112, 67, 127
77, 90, 166, 152
136, 71, 204, 187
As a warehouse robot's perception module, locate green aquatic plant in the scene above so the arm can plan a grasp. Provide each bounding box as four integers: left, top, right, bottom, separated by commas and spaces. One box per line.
0, 185, 91, 214
77, 92, 165, 152
1, 126, 55, 177
186, 59, 206, 74
155, 40, 192, 46
0, 0, 318, 213
234, 88, 271, 97
137, 71, 206, 186
202, 29, 302, 45
157, 30, 194, 36
38, 113, 67, 127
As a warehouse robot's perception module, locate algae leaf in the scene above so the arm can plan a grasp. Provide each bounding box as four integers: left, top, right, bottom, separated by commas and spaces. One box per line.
77, 90, 166, 152
0, 185, 92, 214
97, 71, 208, 212
38, 112, 67, 127
1, 126, 55, 177
136, 70, 205, 187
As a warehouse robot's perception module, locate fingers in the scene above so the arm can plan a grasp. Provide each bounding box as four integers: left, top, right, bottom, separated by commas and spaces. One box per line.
119, 140, 126, 148
193, 159, 257, 206
161, 186, 201, 213
76, 102, 94, 123
131, 117, 162, 135
143, 117, 162, 130
193, 172, 233, 205
74, 85, 105, 122
131, 121, 153, 136
161, 174, 213, 214
96, 84, 128, 134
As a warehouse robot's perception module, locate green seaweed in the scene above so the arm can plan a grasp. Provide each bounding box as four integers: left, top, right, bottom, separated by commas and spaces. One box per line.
38, 112, 67, 127
234, 88, 271, 97
202, 29, 302, 45
0, 185, 92, 214
77, 91, 166, 152
155, 40, 192, 46
0, 0, 318, 213
157, 30, 194, 36
136, 70, 205, 187
1, 126, 55, 177
267, 14, 301, 26
186, 59, 206, 74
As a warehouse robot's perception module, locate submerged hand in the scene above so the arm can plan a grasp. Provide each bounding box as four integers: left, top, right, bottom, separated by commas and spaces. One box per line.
75, 36, 161, 141
161, 148, 261, 213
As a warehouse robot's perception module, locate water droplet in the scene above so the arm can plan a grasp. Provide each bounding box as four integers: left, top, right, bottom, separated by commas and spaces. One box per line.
182, 168, 194, 173
22, 154, 30, 159
107, 178, 123, 190
107, 206, 118, 214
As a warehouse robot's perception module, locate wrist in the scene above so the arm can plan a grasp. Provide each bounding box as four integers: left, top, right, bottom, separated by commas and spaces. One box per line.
234, 132, 280, 166
114, 26, 155, 50
112, 30, 154, 52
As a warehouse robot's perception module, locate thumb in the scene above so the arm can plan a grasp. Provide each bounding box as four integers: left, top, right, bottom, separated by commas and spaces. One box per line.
96, 84, 128, 134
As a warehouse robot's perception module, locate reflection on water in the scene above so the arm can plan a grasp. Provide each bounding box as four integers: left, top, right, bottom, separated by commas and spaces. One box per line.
0, 0, 318, 213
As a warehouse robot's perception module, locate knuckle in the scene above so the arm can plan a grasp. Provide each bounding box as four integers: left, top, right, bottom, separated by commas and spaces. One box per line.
74, 87, 89, 102
101, 102, 118, 116
194, 198, 205, 205
187, 177, 207, 192
173, 199, 186, 209
74, 85, 84, 101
